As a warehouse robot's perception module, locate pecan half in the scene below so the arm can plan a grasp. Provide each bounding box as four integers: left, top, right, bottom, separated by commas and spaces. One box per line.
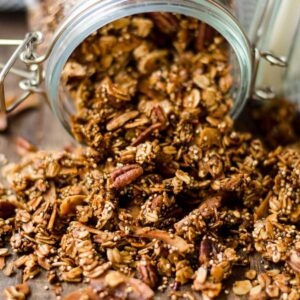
151, 105, 167, 127
4, 283, 30, 300
199, 238, 213, 265
131, 123, 161, 146
198, 196, 221, 218
106, 111, 139, 131
110, 164, 143, 189
149, 12, 179, 35
60, 195, 86, 217
195, 22, 216, 52
137, 256, 158, 289
63, 288, 98, 300
132, 227, 191, 253
198, 127, 222, 148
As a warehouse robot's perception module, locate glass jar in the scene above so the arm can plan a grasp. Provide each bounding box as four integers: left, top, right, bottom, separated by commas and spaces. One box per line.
0, 0, 291, 137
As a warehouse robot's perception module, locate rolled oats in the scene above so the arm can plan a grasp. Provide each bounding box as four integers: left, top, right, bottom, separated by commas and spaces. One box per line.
233, 280, 252, 295
1, 10, 300, 300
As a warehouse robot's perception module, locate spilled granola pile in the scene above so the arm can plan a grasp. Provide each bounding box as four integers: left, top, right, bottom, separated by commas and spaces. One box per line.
1, 13, 300, 300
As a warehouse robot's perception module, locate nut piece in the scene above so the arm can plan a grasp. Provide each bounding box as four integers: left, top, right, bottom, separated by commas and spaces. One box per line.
138, 50, 169, 74
4, 283, 30, 300
150, 105, 167, 126
131, 17, 153, 37
233, 280, 252, 296
133, 227, 191, 253
287, 250, 300, 273
245, 269, 257, 280
198, 127, 221, 148
131, 123, 161, 146
195, 22, 215, 52
106, 111, 139, 131
137, 256, 158, 289
60, 195, 86, 217
183, 89, 201, 108
194, 266, 208, 285
149, 12, 178, 35
199, 238, 213, 265
110, 164, 143, 189
193, 74, 210, 89
198, 196, 221, 217
266, 285, 279, 298
63, 287, 98, 300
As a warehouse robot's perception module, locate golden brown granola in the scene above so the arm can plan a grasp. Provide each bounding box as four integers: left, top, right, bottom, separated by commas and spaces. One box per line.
1, 12, 300, 300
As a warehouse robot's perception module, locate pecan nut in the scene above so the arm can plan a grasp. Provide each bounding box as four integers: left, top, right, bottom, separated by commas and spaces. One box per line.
137, 256, 158, 289
150, 105, 167, 127
110, 164, 143, 189
199, 238, 213, 265
195, 22, 216, 52
106, 111, 139, 131
131, 123, 161, 146
149, 12, 178, 35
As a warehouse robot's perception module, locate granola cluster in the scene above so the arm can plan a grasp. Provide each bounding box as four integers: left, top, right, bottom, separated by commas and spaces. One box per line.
1, 13, 300, 300
66, 14, 232, 152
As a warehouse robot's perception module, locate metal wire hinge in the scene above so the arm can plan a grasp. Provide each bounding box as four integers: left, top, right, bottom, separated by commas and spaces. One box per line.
249, 0, 288, 101
0, 32, 44, 116
251, 48, 288, 100
251, 48, 288, 101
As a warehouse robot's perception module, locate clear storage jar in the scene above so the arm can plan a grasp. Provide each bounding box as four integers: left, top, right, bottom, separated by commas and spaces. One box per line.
0, 0, 294, 137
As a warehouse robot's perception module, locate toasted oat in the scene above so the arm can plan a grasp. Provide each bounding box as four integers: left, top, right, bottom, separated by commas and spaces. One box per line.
233, 280, 252, 296
2, 8, 300, 300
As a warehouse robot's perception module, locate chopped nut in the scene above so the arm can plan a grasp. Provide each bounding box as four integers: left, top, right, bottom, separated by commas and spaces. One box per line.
4, 283, 30, 300
233, 280, 252, 295
266, 284, 279, 298
109, 164, 143, 189
245, 269, 257, 280
60, 195, 86, 216
106, 111, 139, 131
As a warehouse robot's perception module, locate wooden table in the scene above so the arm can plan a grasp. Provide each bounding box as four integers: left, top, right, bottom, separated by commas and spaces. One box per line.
0, 11, 265, 300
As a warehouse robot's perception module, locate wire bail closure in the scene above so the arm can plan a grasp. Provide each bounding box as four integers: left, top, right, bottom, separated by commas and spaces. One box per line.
0, 32, 44, 117
251, 48, 288, 101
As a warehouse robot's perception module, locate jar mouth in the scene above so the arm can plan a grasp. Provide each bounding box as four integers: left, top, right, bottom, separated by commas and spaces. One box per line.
45, 0, 253, 136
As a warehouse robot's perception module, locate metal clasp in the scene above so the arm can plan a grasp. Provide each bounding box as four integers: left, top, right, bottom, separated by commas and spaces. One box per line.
249, 0, 288, 101
0, 32, 44, 119
251, 49, 287, 101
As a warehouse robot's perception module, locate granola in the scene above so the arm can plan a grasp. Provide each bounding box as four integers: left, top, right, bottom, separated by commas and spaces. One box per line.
1, 12, 300, 300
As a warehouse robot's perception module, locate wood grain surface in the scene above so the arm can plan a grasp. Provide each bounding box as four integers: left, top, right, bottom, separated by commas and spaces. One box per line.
0, 12, 264, 300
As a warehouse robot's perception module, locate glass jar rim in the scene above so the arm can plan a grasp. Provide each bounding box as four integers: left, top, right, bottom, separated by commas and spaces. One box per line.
45, 0, 253, 134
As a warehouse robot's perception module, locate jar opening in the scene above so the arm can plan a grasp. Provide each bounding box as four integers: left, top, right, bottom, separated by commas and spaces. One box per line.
45, 1, 252, 138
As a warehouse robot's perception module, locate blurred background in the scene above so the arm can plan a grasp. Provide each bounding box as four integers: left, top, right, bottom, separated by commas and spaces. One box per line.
0, 0, 26, 11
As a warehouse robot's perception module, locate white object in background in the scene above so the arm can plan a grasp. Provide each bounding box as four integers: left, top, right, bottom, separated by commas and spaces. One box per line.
0, 0, 25, 10
284, 21, 300, 107
255, 0, 300, 96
